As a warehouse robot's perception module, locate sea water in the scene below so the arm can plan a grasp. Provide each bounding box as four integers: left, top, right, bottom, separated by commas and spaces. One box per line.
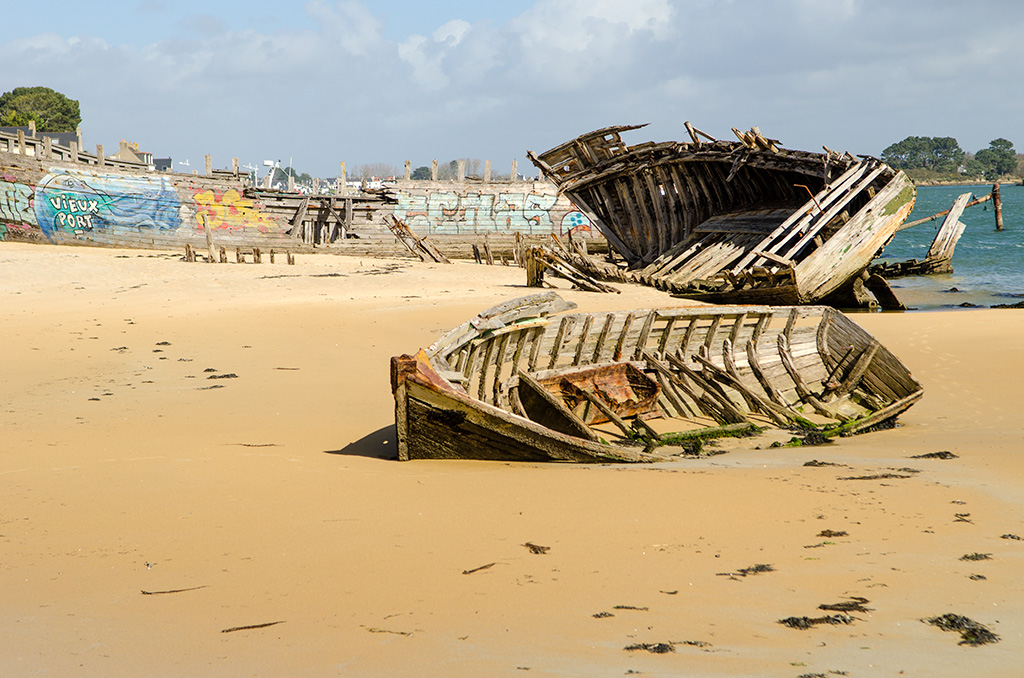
873, 183, 1024, 311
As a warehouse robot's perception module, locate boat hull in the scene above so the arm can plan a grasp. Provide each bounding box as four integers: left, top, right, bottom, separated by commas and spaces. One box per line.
392, 293, 923, 463
529, 124, 916, 308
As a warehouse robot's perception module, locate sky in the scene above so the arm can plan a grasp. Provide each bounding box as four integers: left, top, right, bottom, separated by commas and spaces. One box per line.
5, 0, 1024, 179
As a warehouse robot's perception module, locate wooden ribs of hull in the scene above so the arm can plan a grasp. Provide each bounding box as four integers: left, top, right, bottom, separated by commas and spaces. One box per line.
392, 294, 923, 463
529, 124, 916, 307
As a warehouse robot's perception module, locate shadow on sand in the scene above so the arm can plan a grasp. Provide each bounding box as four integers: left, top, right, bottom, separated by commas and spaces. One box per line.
325, 425, 398, 460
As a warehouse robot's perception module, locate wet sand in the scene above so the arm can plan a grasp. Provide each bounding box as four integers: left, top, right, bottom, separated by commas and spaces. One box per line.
1, 242, 1022, 677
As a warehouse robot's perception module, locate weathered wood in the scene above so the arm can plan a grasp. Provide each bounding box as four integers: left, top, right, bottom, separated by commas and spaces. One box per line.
525, 246, 545, 287
394, 294, 923, 462
994, 183, 1004, 231
531, 125, 914, 308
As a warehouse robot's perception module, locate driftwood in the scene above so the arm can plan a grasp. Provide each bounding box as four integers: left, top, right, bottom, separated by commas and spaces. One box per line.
528, 245, 619, 293
382, 214, 451, 264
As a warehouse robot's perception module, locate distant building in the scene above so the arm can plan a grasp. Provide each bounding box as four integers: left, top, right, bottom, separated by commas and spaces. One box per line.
0, 121, 81, 149
153, 157, 173, 172
109, 140, 154, 168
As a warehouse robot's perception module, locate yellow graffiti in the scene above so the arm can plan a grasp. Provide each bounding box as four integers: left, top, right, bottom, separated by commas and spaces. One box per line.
192, 188, 279, 233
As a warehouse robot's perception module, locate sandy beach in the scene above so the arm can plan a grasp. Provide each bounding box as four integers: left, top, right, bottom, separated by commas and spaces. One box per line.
2, 241, 1022, 677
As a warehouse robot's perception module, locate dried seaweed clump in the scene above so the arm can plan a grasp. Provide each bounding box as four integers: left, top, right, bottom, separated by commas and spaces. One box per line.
736, 563, 774, 576
819, 597, 871, 613
624, 642, 675, 654
960, 553, 992, 561
778, 614, 854, 630
924, 614, 999, 646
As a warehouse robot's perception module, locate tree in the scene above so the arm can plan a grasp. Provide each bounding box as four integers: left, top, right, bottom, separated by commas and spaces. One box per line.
0, 87, 81, 132
881, 136, 964, 172
410, 166, 431, 180
974, 138, 1016, 180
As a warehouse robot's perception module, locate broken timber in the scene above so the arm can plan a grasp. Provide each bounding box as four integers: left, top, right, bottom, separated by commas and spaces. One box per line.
383, 214, 451, 264
390, 292, 923, 463
528, 123, 917, 308
871, 192, 972, 278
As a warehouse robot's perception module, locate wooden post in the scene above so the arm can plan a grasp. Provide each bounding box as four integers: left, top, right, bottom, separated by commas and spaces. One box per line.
70, 141, 79, 163
484, 159, 492, 182
219, 246, 227, 263
993, 183, 1004, 231
184, 243, 195, 262
204, 154, 212, 177
96, 144, 104, 167
43, 136, 52, 159
404, 160, 411, 181
202, 214, 215, 262
510, 159, 518, 182
339, 161, 347, 195
270, 249, 276, 264
457, 159, 465, 182
236, 247, 244, 263
287, 252, 295, 265
525, 246, 545, 287
431, 159, 438, 181
253, 247, 262, 263
16, 130, 25, 155
483, 233, 494, 265
232, 158, 239, 178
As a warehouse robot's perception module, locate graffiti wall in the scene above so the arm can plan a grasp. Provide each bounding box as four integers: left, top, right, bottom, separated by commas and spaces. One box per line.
0, 174, 36, 239
34, 170, 182, 238
192, 187, 281, 233
391, 185, 593, 237
0, 163, 292, 247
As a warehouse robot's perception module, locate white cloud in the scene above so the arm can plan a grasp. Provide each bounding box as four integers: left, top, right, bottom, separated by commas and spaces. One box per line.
304, 0, 384, 57
433, 19, 470, 47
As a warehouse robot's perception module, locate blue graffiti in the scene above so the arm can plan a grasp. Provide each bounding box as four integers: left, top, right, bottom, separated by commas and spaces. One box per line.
34, 170, 181, 240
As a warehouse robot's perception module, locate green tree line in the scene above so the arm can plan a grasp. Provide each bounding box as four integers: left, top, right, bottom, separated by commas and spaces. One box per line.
881, 135, 1018, 181
0, 86, 81, 131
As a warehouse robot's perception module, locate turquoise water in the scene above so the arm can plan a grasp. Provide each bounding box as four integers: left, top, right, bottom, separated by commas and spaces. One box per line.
873, 183, 1024, 311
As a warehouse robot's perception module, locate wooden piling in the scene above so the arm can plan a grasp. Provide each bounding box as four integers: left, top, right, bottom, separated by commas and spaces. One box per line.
202, 214, 215, 262
525, 246, 545, 287
253, 247, 261, 264
219, 246, 227, 263
483, 233, 494, 265
993, 183, 1004, 231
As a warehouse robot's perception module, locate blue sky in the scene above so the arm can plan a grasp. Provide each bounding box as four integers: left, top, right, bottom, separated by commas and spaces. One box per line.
5, 0, 1024, 178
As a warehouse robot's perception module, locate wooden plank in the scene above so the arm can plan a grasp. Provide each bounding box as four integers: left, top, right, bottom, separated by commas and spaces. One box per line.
592, 313, 616, 364
613, 312, 635, 361
831, 341, 879, 399
573, 314, 595, 366
516, 370, 600, 442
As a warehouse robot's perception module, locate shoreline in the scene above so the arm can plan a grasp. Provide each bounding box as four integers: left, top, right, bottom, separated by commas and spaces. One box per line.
1, 242, 1021, 676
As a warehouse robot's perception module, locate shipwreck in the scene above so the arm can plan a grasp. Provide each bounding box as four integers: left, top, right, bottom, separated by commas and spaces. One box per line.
528, 124, 917, 309
391, 293, 922, 463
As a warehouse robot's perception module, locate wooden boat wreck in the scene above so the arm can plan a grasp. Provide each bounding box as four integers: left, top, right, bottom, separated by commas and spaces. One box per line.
527, 124, 917, 309
390, 292, 922, 463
